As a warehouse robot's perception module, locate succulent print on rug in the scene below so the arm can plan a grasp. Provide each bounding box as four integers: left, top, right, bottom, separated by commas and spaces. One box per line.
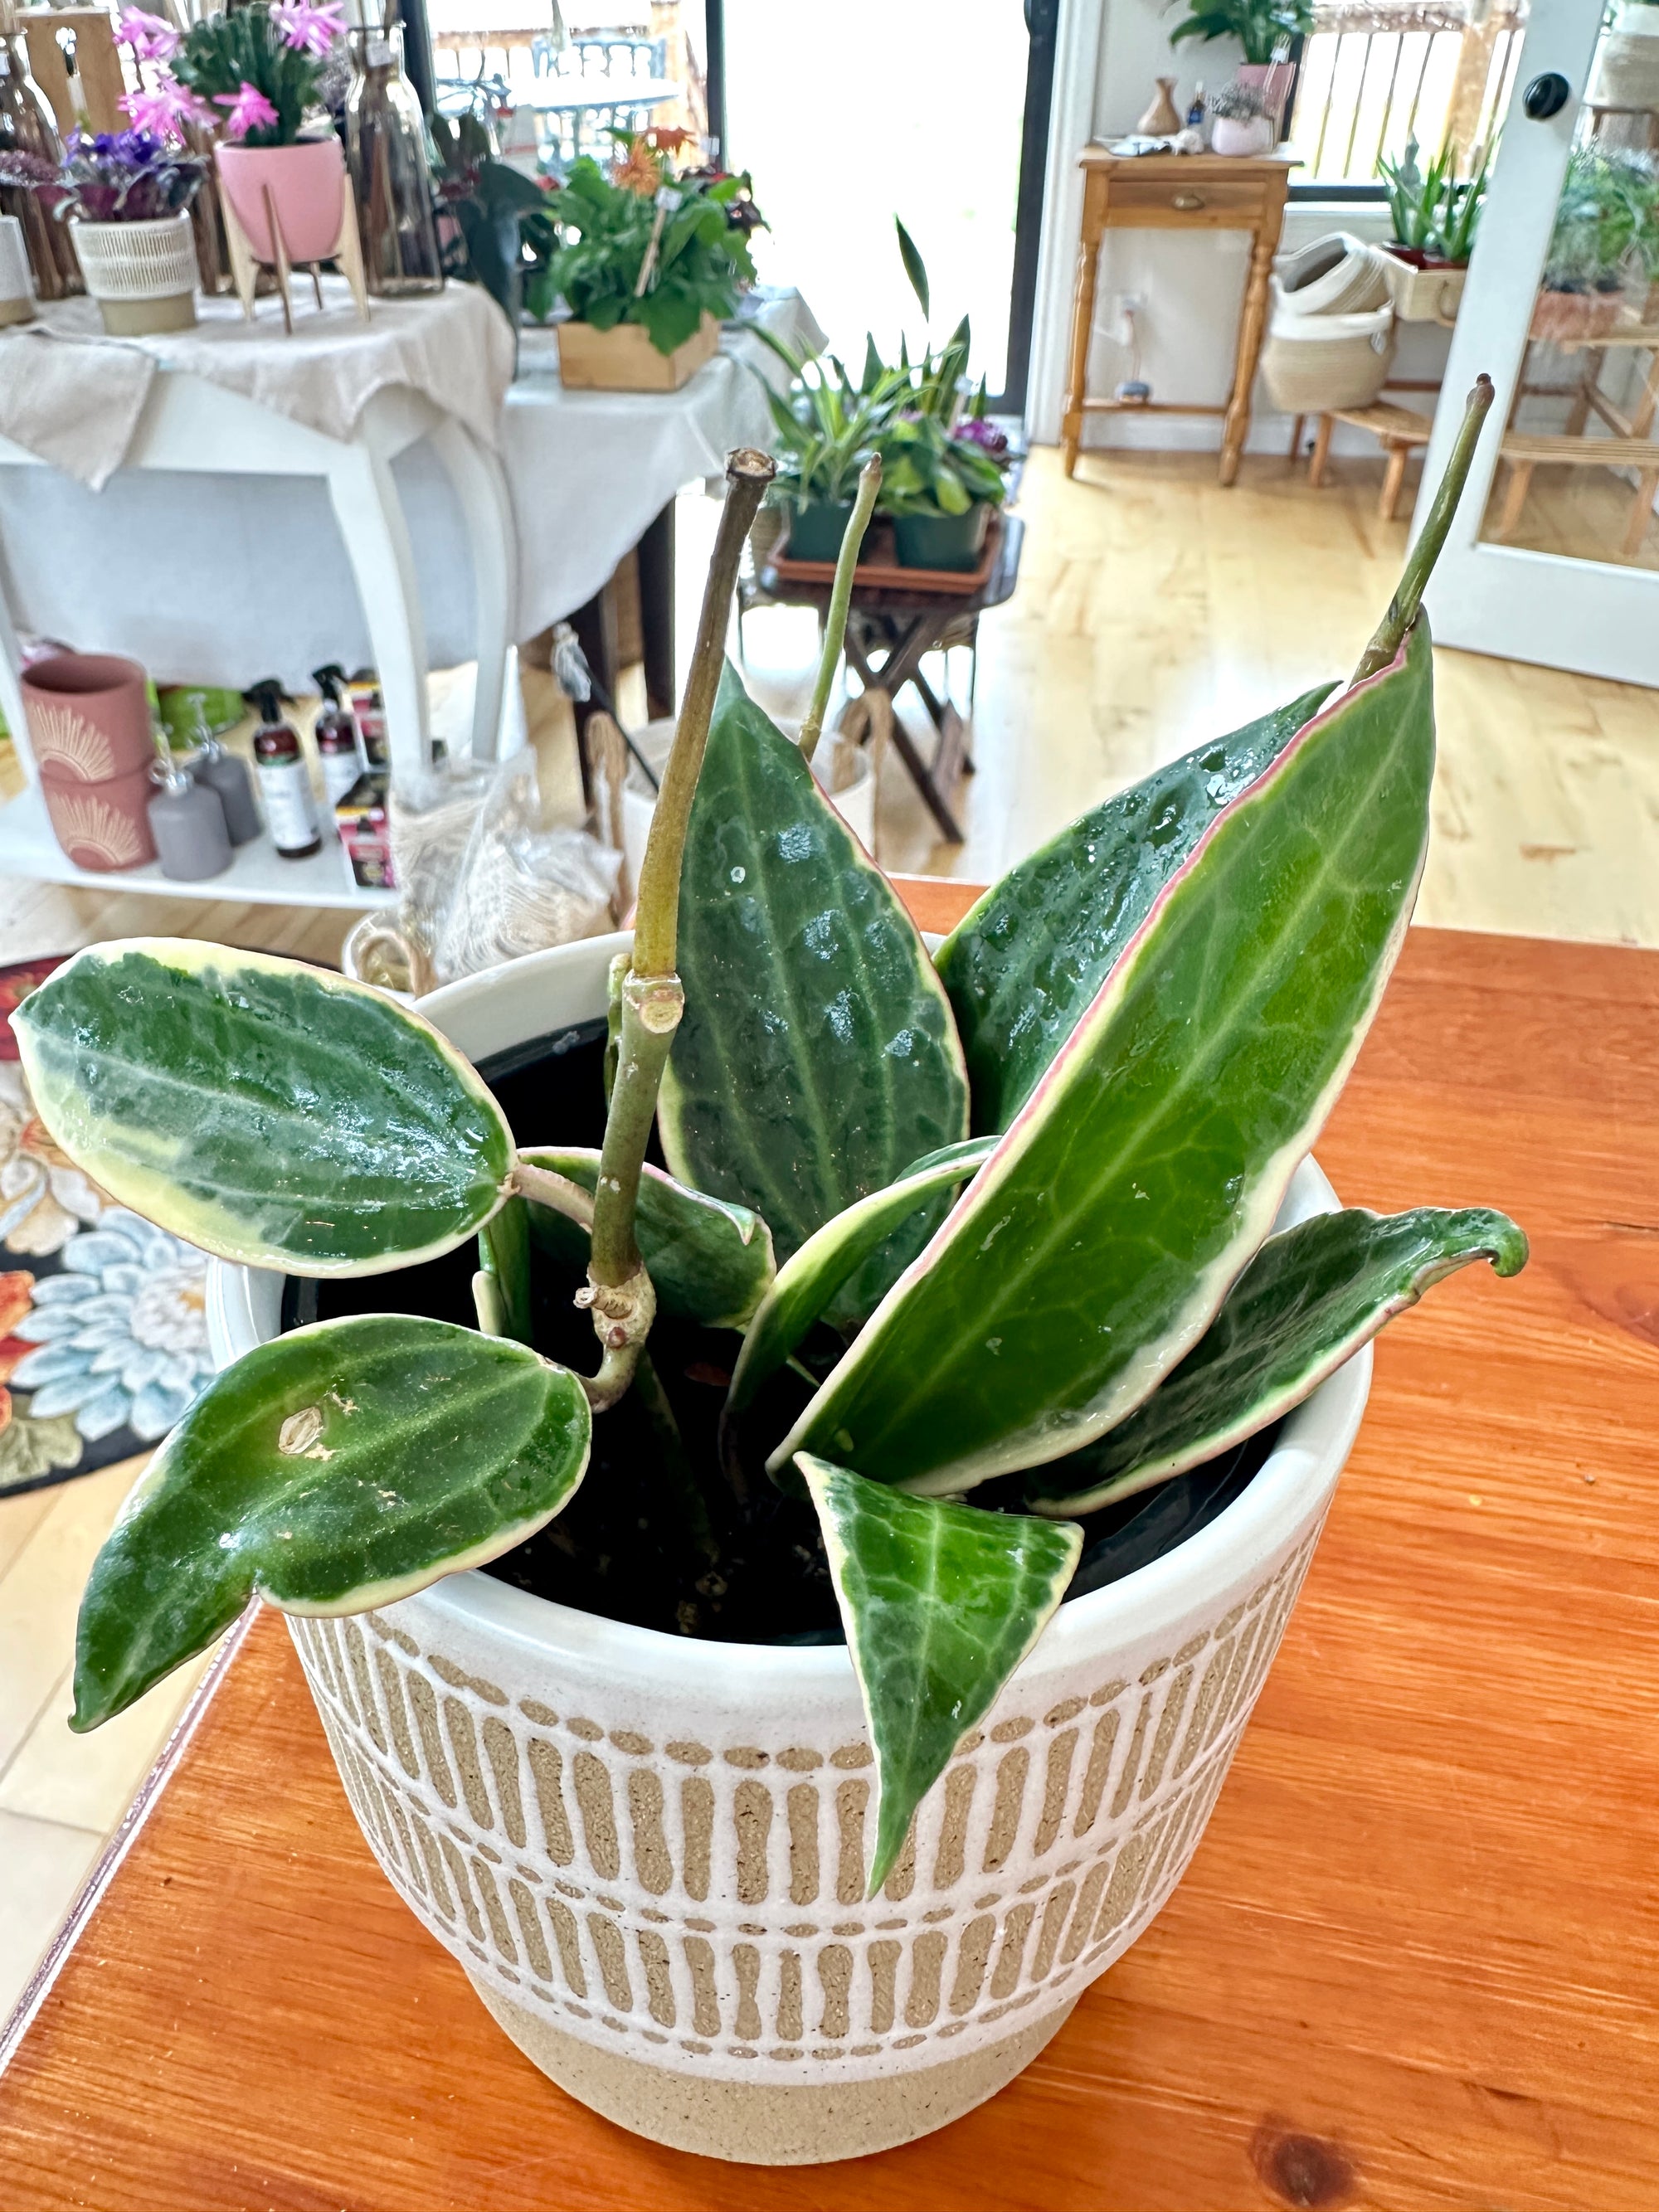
0, 957, 215, 1497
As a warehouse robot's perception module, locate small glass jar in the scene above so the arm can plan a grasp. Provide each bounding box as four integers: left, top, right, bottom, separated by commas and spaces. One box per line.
346, 27, 443, 299
0, 34, 80, 301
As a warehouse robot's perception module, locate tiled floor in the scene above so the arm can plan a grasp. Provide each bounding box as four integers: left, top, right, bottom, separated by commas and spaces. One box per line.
0, 1464, 214, 2020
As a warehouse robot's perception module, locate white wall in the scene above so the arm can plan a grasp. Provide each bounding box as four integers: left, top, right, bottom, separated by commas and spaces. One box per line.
1024, 0, 1455, 455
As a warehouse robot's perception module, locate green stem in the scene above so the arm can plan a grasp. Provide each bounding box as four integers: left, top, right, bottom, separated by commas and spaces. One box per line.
798, 454, 882, 765
581, 446, 776, 1407
1353, 374, 1494, 684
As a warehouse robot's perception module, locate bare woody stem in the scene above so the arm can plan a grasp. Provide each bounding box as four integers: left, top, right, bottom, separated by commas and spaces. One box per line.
1353, 374, 1494, 684
798, 454, 882, 765
580, 446, 776, 1407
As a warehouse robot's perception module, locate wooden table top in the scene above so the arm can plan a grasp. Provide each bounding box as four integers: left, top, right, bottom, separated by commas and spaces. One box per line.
3, 883, 1657, 2211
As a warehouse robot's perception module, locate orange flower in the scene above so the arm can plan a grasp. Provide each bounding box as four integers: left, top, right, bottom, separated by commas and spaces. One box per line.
611, 138, 662, 197
643, 125, 695, 158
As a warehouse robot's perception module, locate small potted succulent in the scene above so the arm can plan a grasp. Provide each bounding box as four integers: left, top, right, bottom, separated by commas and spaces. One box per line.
1377, 135, 1490, 322
538, 130, 761, 391
142, 0, 352, 265
1205, 80, 1274, 158
1532, 143, 1651, 343
0, 128, 207, 334
16, 387, 1524, 2166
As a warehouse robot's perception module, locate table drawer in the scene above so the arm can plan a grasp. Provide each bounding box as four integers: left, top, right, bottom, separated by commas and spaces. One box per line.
1104, 177, 1270, 221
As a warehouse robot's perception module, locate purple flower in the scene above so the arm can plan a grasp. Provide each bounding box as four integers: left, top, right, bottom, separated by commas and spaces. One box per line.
954, 416, 1010, 459
271, 0, 347, 58
214, 81, 280, 141
114, 7, 180, 61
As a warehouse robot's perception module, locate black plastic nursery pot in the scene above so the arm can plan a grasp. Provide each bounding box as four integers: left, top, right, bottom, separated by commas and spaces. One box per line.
892, 502, 991, 572
282, 1018, 1282, 1646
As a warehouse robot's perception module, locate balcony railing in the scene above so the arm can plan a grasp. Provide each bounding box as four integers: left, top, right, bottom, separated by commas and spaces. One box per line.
1284, 1, 1527, 189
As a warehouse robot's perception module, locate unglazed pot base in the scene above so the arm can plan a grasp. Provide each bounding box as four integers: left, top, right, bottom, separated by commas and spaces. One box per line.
470, 1973, 1076, 2163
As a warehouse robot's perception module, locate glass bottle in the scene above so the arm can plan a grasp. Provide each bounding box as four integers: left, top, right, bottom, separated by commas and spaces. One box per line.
312, 663, 365, 825
0, 33, 79, 301
246, 680, 322, 859
345, 27, 443, 298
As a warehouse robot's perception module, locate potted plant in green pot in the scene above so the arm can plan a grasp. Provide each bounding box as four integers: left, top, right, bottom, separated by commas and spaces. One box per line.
878, 405, 1011, 571
1377, 134, 1490, 323
0, 128, 206, 333
164, 0, 350, 265
15, 389, 1525, 2167
537, 132, 760, 391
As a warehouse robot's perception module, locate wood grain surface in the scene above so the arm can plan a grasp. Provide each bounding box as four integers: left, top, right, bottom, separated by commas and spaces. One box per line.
2, 892, 1657, 2211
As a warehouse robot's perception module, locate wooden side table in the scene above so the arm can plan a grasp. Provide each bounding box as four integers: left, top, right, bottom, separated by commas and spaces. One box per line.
1061, 151, 1294, 487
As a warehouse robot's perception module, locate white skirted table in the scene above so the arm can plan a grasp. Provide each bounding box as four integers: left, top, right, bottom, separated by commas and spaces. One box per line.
0, 283, 820, 908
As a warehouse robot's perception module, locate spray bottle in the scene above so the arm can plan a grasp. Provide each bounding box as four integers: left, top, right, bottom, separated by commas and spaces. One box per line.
246, 680, 320, 859
312, 664, 365, 824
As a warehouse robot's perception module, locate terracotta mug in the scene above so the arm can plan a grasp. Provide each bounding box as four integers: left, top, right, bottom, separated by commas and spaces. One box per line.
41, 764, 158, 872
22, 653, 153, 782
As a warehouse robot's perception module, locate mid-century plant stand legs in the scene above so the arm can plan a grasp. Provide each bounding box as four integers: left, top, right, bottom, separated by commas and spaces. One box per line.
1061, 151, 1293, 486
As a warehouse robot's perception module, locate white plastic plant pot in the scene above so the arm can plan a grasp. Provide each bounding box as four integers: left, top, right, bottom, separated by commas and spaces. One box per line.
207, 935, 1371, 2166
620, 717, 878, 904
70, 211, 197, 337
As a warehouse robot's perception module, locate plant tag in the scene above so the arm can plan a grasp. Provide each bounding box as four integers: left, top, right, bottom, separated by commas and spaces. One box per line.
654, 186, 684, 211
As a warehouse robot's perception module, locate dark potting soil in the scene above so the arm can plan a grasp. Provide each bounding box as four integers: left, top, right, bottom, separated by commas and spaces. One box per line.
285, 1021, 1280, 1644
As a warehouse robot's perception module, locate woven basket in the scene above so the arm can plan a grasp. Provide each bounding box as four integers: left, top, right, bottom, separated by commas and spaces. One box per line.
1272, 233, 1391, 318
1588, 27, 1659, 109
1261, 300, 1395, 413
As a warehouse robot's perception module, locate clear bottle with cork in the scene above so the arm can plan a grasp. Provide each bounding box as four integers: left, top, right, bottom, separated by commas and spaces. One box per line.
246, 680, 321, 859
345, 21, 443, 298
312, 664, 365, 825
0, 26, 80, 300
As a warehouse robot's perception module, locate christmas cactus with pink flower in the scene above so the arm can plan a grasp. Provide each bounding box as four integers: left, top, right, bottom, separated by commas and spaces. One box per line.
161, 2, 345, 148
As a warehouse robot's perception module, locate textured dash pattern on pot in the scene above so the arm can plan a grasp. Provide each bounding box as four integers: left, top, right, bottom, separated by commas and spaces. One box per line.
288, 1529, 1316, 2084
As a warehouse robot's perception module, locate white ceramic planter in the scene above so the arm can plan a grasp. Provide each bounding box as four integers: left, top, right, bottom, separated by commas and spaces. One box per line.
70, 211, 197, 336
207, 934, 1371, 2165
1209, 115, 1275, 157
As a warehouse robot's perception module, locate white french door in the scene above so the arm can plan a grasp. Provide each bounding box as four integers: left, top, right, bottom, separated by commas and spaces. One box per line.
1418, 0, 1659, 687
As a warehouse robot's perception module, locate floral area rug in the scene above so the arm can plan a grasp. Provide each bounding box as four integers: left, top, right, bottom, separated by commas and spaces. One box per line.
1, 958, 215, 1498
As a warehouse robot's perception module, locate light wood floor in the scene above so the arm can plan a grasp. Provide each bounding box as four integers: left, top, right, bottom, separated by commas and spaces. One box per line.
0, 442, 1654, 2020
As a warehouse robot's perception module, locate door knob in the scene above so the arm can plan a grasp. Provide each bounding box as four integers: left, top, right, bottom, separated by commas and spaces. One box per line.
1522, 72, 1572, 119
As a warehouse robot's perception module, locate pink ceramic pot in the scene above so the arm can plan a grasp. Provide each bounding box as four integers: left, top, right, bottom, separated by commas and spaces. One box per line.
216, 139, 346, 265
22, 653, 152, 782
1235, 59, 1294, 134
41, 764, 158, 872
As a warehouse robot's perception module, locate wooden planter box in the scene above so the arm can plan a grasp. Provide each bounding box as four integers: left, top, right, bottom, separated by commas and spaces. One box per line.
1380, 247, 1467, 325
556, 312, 721, 391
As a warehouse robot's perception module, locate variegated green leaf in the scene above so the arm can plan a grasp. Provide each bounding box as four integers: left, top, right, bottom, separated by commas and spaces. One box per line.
777, 625, 1435, 1495
72, 1315, 591, 1731
801, 1454, 1081, 1894
13, 941, 513, 1276
521, 1145, 775, 1330
1027, 1204, 1528, 1514
658, 662, 969, 1262
937, 683, 1335, 1133
727, 1137, 995, 1422
478, 1195, 533, 1345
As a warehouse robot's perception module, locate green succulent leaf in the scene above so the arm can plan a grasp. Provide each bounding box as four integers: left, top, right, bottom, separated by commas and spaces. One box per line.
895, 216, 930, 319
727, 1137, 996, 1422
801, 1454, 1082, 1894
520, 1145, 776, 1330
777, 625, 1436, 1495
72, 1316, 591, 1732
478, 1194, 533, 1346
13, 940, 513, 1276
937, 682, 1336, 1133
1028, 1204, 1529, 1514
658, 661, 969, 1264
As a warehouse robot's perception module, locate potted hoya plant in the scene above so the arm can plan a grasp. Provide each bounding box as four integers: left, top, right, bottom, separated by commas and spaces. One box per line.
537, 129, 761, 391
0, 129, 205, 333
1377, 135, 1490, 323
16, 384, 1525, 2167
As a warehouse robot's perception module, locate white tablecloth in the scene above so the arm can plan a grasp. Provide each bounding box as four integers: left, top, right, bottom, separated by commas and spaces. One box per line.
0, 288, 821, 687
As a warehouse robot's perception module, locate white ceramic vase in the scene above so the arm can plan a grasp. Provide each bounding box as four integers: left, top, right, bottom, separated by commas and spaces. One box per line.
207, 933, 1371, 2166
